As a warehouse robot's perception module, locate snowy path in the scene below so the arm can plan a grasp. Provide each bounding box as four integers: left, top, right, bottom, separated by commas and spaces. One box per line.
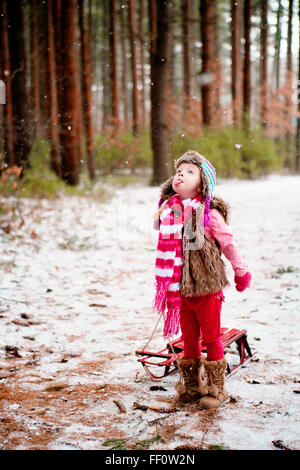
0, 175, 299, 450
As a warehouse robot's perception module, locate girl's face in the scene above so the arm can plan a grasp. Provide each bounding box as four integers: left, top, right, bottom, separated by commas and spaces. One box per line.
172, 163, 202, 199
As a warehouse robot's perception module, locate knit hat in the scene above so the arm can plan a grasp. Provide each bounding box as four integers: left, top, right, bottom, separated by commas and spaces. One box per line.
174, 150, 216, 197
174, 151, 216, 226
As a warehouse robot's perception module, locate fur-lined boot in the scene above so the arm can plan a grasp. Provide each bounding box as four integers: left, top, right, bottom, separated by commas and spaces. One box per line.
174, 356, 208, 404
199, 357, 229, 409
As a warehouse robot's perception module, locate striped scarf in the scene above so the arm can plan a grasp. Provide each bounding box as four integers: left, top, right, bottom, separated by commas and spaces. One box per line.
154, 193, 203, 339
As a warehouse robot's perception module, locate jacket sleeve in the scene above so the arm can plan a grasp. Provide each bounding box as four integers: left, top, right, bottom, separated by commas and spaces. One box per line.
209, 208, 248, 277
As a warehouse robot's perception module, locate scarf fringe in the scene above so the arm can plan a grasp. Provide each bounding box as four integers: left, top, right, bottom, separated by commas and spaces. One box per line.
163, 304, 181, 340
153, 279, 170, 314
154, 280, 181, 339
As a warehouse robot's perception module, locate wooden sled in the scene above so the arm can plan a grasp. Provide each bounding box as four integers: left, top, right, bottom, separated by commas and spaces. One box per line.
136, 327, 254, 380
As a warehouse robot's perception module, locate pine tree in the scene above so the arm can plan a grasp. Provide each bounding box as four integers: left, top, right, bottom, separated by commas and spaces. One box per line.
149, 0, 172, 184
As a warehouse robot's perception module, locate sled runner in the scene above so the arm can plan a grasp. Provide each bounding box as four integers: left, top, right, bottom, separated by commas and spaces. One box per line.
136, 327, 254, 380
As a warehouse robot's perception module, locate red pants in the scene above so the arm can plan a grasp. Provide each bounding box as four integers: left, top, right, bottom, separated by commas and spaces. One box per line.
179, 290, 225, 361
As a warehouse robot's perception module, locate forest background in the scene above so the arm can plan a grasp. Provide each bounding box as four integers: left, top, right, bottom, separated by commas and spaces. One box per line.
0, 0, 300, 196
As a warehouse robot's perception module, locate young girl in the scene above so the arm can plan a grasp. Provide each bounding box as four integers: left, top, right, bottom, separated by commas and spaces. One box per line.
153, 150, 251, 409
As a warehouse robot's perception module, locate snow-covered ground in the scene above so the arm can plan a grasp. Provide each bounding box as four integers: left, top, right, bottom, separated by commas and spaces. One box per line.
0, 174, 299, 450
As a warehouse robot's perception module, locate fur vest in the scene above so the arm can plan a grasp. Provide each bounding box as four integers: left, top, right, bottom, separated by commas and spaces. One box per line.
181, 196, 230, 296
160, 179, 230, 296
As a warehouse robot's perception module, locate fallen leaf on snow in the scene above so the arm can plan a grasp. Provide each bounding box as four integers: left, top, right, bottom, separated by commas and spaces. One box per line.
113, 399, 127, 413
4, 345, 22, 358
44, 384, 70, 392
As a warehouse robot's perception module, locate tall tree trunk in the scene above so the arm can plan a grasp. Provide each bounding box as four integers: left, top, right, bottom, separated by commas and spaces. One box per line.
88, 0, 93, 53
52, 0, 63, 155
166, 0, 175, 138
200, 0, 220, 127
38, 0, 49, 135
60, 0, 81, 185
108, 0, 119, 134
138, 0, 146, 128
260, 0, 268, 130
274, 0, 283, 91
167, 1, 175, 104
45, 0, 61, 176
30, 0, 42, 138
0, 0, 15, 166
189, 0, 196, 97
286, 0, 293, 74
285, 0, 294, 165
149, 0, 171, 185
101, 0, 110, 131
6, 0, 32, 169
231, 0, 243, 128
120, 2, 129, 131
296, 0, 300, 173
78, 0, 95, 180
182, 0, 192, 115
272, 0, 283, 143
128, 0, 139, 135
243, 0, 252, 129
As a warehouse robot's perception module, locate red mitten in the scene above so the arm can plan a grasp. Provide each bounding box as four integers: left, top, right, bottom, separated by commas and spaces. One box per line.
234, 271, 251, 292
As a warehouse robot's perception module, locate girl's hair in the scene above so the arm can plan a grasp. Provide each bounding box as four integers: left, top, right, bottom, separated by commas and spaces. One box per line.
153, 198, 168, 221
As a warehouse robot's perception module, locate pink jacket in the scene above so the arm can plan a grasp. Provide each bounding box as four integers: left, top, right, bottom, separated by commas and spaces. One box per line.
205, 208, 248, 277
